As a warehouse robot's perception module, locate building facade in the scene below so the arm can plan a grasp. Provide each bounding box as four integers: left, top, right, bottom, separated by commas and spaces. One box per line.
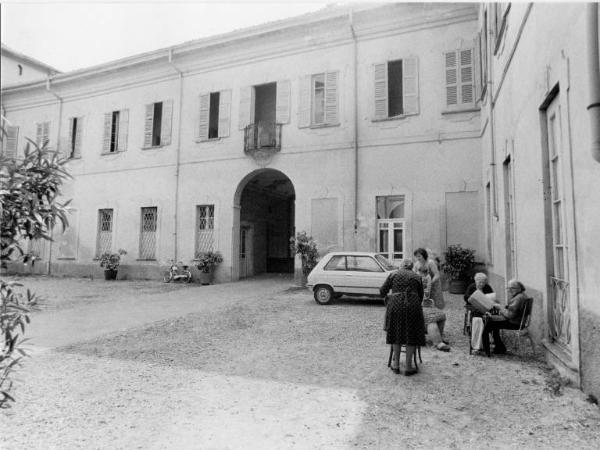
477, 3, 600, 398
1, 3, 483, 284
1, 43, 60, 87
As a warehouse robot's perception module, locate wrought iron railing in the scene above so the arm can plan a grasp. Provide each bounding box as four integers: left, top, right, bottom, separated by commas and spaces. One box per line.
244, 122, 282, 154
550, 276, 571, 353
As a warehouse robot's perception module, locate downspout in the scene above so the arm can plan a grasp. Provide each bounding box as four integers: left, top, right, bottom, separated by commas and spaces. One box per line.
487, 12, 499, 220
45, 77, 64, 276
586, 3, 600, 163
168, 48, 184, 261
349, 9, 359, 249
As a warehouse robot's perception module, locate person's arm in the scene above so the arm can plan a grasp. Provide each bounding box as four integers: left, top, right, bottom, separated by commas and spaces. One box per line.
428, 260, 440, 284
499, 293, 526, 320
380, 273, 393, 297
464, 284, 475, 302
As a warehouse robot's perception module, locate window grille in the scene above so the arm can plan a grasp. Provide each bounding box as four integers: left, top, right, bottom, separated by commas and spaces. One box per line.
195, 205, 215, 257
139, 207, 157, 260
96, 209, 113, 257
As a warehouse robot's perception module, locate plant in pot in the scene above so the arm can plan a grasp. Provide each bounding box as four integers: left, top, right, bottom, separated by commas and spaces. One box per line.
442, 244, 475, 294
290, 231, 319, 287
195, 251, 223, 285
99, 249, 127, 280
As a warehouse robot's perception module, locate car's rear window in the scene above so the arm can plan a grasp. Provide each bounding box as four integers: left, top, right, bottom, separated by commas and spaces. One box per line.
324, 255, 346, 271
375, 254, 396, 270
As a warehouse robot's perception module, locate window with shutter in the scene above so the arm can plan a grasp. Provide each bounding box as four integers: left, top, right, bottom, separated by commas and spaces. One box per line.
306, 71, 339, 127
160, 99, 173, 146
239, 86, 255, 130
36, 121, 50, 147
198, 90, 232, 141
218, 90, 231, 138
209, 92, 220, 139
373, 58, 419, 120
445, 49, 475, 109
4, 126, 18, 158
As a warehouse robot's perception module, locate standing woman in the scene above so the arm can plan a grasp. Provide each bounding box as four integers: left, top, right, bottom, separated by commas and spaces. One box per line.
413, 248, 445, 310
381, 259, 426, 376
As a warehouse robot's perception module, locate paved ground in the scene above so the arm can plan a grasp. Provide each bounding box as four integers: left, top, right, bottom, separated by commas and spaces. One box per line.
1, 274, 599, 449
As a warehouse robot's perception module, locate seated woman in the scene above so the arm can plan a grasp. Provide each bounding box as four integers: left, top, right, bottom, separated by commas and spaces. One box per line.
381, 259, 426, 376
464, 273, 494, 304
482, 279, 529, 355
414, 261, 450, 352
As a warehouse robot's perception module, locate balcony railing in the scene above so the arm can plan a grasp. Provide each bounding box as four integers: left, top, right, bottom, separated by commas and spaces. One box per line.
244, 122, 282, 154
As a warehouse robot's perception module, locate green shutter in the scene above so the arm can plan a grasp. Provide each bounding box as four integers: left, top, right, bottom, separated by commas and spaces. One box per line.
143, 103, 154, 148
275, 80, 291, 124
297, 75, 311, 128
324, 71, 339, 125
402, 57, 419, 115
118, 109, 129, 152
374, 63, 388, 120
160, 99, 173, 146
218, 89, 232, 138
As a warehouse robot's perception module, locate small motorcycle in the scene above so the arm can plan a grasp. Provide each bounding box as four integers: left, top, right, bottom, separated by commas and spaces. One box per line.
163, 260, 192, 283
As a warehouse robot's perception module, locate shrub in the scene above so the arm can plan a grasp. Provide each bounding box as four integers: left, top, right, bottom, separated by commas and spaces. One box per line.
442, 244, 475, 281
290, 231, 319, 277
195, 251, 223, 273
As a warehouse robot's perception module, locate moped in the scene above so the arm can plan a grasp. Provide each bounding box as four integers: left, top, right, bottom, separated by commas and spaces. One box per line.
163, 260, 192, 283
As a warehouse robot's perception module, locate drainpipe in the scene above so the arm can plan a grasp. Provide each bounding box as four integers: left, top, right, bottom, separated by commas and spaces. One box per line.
586, 3, 600, 163
349, 9, 359, 249
45, 77, 64, 276
168, 48, 184, 261
486, 11, 499, 219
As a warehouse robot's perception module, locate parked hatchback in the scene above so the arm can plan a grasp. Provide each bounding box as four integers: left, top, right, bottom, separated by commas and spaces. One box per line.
306, 252, 398, 304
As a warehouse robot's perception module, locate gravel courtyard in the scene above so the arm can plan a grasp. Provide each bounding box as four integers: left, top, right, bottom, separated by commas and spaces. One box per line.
1, 275, 599, 449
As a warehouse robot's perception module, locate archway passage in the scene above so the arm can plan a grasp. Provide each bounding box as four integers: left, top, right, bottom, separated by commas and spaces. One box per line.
236, 169, 295, 278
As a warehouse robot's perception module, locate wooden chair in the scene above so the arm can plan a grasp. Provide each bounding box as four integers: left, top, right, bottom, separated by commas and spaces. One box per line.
502, 297, 535, 355
387, 345, 422, 370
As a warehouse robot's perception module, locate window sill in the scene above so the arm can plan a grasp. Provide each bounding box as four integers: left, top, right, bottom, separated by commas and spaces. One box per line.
195, 137, 222, 143
441, 107, 480, 116
56, 257, 76, 261
101, 151, 124, 156
371, 113, 418, 123
136, 259, 156, 261
141, 145, 165, 150
306, 122, 340, 129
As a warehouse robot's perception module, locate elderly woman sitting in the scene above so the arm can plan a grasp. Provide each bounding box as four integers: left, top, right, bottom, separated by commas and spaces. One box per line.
482, 279, 530, 355
464, 272, 494, 304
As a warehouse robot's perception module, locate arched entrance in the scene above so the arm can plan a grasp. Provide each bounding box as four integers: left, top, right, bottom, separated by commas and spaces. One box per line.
232, 169, 295, 280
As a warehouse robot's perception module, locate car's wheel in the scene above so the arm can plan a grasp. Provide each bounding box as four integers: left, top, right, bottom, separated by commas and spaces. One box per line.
314, 285, 334, 305
184, 271, 192, 283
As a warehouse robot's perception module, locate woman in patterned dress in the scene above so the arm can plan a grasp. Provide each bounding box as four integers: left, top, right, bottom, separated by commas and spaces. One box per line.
381, 259, 426, 376
413, 248, 445, 310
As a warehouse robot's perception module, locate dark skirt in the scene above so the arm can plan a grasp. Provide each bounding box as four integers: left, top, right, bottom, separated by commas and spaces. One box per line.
385, 292, 426, 346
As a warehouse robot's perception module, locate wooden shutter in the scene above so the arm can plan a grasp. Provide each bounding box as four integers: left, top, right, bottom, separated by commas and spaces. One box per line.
143, 103, 154, 147
74, 117, 83, 158
160, 99, 173, 146
43, 122, 50, 148
402, 57, 419, 115
445, 51, 458, 106
475, 35, 482, 100
324, 71, 339, 125
275, 80, 291, 124
197, 94, 210, 141
218, 89, 232, 138
102, 113, 112, 153
460, 49, 474, 105
118, 109, 129, 152
374, 63, 388, 120
66, 117, 74, 158
4, 126, 18, 158
297, 75, 311, 128
238, 86, 254, 130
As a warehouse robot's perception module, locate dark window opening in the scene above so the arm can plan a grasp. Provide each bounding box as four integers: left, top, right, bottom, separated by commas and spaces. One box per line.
388, 59, 403, 117
208, 92, 220, 139
152, 102, 163, 147
18, 64, 23, 76
70, 118, 78, 157
110, 111, 120, 153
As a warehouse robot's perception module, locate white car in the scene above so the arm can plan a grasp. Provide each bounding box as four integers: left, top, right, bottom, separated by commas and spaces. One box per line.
306, 252, 398, 305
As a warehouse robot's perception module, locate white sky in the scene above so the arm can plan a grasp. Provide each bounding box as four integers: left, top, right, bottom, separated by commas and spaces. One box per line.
1, 1, 333, 72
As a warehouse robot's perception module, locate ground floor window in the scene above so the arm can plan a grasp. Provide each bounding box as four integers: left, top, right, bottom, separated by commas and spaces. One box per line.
139, 207, 157, 260
96, 209, 113, 257
376, 195, 406, 261
195, 204, 215, 257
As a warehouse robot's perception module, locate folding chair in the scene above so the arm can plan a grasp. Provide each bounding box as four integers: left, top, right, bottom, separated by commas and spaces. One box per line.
502, 297, 535, 355
463, 305, 473, 336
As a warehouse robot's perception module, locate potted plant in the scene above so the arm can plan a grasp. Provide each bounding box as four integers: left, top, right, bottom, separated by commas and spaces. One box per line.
99, 249, 127, 280
442, 244, 475, 294
195, 251, 223, 285
290, 231, 319, 287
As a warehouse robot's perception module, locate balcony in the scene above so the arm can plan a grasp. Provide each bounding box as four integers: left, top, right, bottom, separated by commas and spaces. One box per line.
244, 122, 282, 155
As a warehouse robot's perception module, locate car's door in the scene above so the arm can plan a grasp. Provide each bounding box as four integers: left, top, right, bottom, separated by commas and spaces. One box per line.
321, 255, 348, 291
344, 255, 389, 295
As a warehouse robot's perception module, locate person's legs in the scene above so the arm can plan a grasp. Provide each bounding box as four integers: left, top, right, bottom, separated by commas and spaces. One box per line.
405, 345, 416, 374
391, 344, 401, 372
482, 321, 492, 355
427, 322, 450, 351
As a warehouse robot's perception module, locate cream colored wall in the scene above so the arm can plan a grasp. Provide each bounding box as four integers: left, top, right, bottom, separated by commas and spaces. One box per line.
1, 54, 50, 86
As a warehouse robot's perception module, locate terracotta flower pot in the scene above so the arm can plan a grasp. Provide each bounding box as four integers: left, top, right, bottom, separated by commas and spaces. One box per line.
198, 270, 213, 285
448, 279, 467, 294
104, 269, 118, 280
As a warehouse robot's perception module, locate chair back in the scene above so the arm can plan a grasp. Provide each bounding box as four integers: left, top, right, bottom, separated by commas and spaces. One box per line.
518, 297, 533, 331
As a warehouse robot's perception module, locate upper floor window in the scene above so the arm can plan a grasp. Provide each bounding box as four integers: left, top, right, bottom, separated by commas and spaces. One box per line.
445, 49, 475, 109
2, 126, 19, 158
17, 64, 23, 76
35, 121, 50, 148
373, 57, 419, 120
68, 117, 83, 159
198, 90, 231, 141
143, 100, 173, 148
102, 109, 129, 154
298, 72, 338, 128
